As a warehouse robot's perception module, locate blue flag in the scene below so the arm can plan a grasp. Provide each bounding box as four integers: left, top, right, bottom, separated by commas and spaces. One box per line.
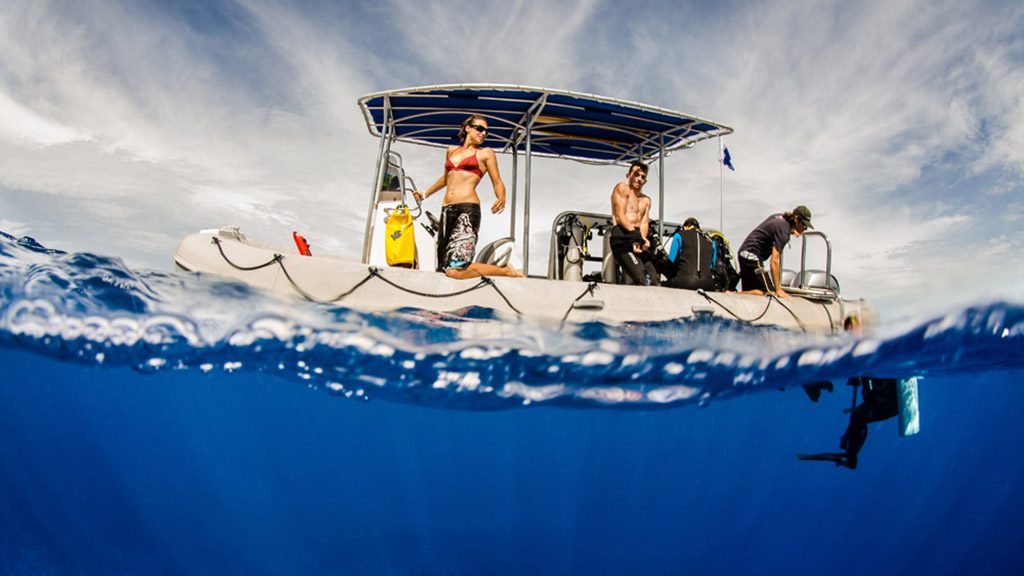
722, 146, 734, 171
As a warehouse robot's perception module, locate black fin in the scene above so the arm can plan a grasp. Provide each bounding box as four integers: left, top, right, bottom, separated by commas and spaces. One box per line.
802, 381, 834, 403
796, 452, 857, 469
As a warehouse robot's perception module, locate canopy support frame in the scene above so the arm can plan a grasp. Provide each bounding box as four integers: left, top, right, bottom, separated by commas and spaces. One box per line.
355, 85, 735, 271
362, 97, 393, 264
658, 135, 665, 241
518, 93, 548, 275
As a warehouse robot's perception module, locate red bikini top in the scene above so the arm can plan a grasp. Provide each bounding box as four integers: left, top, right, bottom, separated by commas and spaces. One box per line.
445, 150, 483, 178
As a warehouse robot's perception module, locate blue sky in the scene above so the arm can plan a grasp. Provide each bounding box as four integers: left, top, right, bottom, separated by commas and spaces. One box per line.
1, 0, 1021, 323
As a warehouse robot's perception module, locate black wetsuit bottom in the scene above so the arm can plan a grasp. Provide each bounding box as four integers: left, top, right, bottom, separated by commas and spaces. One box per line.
665, 270, 715, 291
840, 378, 900, 467
739, 257, 773, 292
609, 225, 660, 286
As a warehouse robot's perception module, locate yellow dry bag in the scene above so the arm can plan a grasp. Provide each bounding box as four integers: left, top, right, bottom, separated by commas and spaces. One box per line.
384, 206, 417, 268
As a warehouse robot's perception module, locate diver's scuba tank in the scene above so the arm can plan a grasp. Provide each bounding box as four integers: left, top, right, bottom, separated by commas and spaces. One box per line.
560, 214, 589, 282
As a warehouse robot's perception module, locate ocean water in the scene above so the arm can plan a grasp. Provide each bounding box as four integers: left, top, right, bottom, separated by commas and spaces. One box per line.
1, 229, 1022, 575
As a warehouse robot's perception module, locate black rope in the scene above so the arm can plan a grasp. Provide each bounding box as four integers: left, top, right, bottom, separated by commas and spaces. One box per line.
767, 294, 807, 332
480, 277, 524, 316
560, 281, 600, 326
372, 273, 524, 315
696, 288, 810, 332
277, 263, 377, 304
363, 273, 523, 315
211, 236, 522, 313
371, 272, 487, 298
211, 237, 282, 271
211, 237, 804, 327
698, 289, 773, 324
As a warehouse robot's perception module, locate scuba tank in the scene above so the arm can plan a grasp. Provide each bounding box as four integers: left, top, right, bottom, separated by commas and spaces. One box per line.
707, 231, 740, 291
559, 214, 589, 281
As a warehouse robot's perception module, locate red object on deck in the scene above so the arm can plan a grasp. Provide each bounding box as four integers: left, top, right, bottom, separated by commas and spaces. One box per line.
293, 232, 312, 256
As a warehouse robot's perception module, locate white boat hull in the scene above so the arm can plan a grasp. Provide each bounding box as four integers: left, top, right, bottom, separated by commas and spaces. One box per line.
174, 229, 872, 332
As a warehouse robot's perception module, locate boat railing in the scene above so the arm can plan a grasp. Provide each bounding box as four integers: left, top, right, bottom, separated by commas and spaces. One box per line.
370, 152, 427, 256
782, 230, 841, 300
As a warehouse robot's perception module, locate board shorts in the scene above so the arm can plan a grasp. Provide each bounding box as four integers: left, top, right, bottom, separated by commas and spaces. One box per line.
437, 203, 481, 271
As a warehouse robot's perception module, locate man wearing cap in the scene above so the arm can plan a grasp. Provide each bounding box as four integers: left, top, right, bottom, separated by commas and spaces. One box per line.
736, 205, 813, 298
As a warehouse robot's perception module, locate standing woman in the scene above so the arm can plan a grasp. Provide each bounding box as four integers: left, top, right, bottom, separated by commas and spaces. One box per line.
413, 115, 523, 278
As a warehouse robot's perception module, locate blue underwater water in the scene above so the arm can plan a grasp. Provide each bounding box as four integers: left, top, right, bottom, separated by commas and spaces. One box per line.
1, 229, 1023, 575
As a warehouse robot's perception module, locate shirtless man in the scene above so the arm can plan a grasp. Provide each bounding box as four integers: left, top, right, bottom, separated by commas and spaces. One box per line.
609, 160, 660, 286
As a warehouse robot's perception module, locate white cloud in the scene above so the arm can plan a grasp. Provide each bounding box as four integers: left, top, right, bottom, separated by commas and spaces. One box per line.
0, 91, 86, 147
0, 219, 31, 237
384, 0, 602, 87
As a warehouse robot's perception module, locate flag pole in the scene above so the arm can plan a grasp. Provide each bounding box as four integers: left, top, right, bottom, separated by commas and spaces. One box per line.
719, 137, 724, 231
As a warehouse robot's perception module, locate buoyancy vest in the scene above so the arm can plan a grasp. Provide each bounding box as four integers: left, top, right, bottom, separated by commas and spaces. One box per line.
665, 229, 715, 290
707, 231, 740, 291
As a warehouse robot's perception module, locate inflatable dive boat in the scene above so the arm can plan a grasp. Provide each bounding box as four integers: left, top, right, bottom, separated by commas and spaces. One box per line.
175, 85, 874, 332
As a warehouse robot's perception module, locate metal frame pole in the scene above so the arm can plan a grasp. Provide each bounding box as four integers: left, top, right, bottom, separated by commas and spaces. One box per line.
658, 137, 665, 241
516, 94, 548, 276
362, 98, 392, 264
523, 124, 533, 274
799, 231, 833, 290
510, 144, 518, 240
719, 137, 724, 232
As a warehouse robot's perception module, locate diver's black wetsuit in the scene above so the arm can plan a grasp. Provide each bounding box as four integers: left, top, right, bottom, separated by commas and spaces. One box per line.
663, 228, 715, 291
799, 377, 899, 470
838, 378, 899, 468
609, 225, 660, 286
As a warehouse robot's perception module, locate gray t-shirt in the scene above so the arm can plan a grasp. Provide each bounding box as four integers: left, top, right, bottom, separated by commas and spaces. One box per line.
738, 214, 791, 261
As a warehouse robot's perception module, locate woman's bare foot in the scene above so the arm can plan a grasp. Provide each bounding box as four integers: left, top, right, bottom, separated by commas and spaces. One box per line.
446, 262, 523, 279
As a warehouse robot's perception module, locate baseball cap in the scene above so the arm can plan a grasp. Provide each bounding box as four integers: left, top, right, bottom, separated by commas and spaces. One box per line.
793, 205, 813, 228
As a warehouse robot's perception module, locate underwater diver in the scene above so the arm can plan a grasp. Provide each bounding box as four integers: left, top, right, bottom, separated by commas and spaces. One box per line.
798, 376, 900, 470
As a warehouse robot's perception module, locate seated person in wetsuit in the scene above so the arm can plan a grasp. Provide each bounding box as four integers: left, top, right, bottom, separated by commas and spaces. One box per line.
609, 160, 660, 286
413, 115, 523, 279
663, 217, 716, 291
736, 205, 812, 298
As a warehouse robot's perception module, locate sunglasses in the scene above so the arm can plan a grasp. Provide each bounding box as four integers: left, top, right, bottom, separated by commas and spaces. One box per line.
469, 124, 488, 134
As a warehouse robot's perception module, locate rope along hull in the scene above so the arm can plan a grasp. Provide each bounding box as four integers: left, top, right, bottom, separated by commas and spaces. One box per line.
174, 231, 871, 331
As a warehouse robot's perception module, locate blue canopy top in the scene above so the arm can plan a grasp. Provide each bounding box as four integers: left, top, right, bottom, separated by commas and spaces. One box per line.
358, 84, 732, 165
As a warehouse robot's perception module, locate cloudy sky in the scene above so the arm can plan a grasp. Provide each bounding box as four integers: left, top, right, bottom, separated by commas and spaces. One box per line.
1, 0, 1021, 323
